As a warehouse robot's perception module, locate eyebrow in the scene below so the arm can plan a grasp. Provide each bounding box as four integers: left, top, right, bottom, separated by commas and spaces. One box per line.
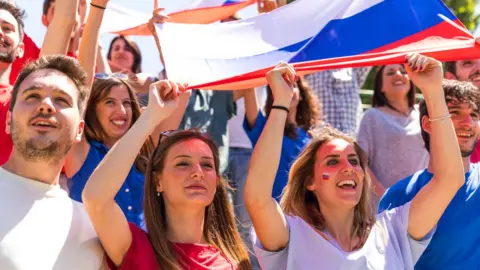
103, 97, 131, 102
448, 104, 477, 111
324, 153, 358, 159
21, 86, 74, 101
174, 155, 213, 160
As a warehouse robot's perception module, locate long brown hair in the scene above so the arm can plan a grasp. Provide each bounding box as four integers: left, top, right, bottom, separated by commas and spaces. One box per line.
144, 130, 251, 270
280, 126, 375, 250
372, 65, 416, 109
265, 76, 322, 138
84, 78, 153, 171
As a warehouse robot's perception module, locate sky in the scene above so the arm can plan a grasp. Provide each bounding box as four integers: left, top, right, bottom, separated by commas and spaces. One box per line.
17, 0, 258, 77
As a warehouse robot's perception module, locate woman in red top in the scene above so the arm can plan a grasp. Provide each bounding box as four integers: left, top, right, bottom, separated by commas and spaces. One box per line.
82, 80, 251, 270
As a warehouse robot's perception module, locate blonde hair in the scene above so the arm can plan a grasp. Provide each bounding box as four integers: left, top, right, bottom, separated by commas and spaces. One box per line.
280, 126, 375, 250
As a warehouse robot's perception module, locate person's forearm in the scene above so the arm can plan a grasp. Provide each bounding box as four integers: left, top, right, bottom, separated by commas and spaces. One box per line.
244, 88, 259, 128
79, 4, 106, 86
424, 90, 463, 186
40, 0, 78, 56
245, 110, 287, 206
95, 44, 112, 74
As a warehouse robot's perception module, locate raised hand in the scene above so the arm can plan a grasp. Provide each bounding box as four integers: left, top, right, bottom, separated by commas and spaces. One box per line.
404, 53, 443, 97
147, 8, 170, 35
145, 80, 188, 124
266, 62, 297, 107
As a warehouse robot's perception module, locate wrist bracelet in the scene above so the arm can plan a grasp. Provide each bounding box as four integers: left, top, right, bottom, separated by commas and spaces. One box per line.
90, 3, 106, 10
429, 114, 451, 122
271, 105, 289, 114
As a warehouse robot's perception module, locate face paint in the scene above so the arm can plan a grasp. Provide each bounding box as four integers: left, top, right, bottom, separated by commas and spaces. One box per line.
322, 173, 330, 180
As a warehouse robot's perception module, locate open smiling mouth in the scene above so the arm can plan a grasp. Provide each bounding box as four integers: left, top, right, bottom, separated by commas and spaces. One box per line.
336, 180, 357, 190
457, 131, 474, 138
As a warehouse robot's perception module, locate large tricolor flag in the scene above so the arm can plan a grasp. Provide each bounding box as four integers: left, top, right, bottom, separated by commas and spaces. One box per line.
156, 0, 480, 90
100, 0, 255, 36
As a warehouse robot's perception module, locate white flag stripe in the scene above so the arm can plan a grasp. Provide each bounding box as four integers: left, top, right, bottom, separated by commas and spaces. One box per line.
156, 0, 383, 59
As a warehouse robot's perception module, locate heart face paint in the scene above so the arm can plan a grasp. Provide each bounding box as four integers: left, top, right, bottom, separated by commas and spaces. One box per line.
322, 173, 330, 180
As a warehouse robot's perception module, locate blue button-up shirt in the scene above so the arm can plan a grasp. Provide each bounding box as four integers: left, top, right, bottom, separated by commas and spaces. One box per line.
67, 140, 145, 228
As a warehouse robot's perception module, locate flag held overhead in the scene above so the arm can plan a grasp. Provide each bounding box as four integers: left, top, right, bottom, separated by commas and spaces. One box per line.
156, 0, 480, 90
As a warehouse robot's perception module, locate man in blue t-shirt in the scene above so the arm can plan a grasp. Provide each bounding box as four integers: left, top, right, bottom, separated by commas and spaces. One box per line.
378, 79, 480, 270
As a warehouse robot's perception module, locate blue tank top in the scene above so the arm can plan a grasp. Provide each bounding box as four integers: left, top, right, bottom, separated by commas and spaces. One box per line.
67, 140, 145, 228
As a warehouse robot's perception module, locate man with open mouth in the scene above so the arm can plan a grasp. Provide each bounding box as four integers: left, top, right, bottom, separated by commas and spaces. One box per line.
379, 79, 480, 270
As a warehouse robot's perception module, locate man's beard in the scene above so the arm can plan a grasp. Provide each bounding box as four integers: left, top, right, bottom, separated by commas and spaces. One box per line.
10, 117, 75, 164
461, 135, 479, 158
0, 44, 18, 63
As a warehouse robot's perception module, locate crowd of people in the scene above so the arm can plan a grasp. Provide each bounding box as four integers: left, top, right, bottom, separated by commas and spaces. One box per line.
0, 0, 480, 269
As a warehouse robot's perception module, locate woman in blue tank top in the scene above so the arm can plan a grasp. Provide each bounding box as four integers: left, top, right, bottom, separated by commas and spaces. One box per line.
63, 75, 189, 227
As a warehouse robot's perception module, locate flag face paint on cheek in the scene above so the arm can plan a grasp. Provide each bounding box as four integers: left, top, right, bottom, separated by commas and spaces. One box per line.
322, 173, 330, 180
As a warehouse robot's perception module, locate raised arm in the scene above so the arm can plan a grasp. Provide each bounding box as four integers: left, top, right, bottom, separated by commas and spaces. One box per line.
82, 80, 186, 266
406, 53, 464, 240
40, 0, 79, 56
95, 43, 112, 74
244, 88, 260, 128
78, 0, 108, 87
245, 63, 296, 251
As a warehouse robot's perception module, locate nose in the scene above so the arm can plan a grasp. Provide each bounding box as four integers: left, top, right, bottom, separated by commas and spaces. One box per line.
117, 103, 127, 114
37, 97, 56, 114
340, 161, 355, 175
190, 164, 205, 180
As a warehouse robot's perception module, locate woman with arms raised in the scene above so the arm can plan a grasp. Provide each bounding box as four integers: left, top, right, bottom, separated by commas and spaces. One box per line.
82, 81, 251, 269
244, 54, 464, 269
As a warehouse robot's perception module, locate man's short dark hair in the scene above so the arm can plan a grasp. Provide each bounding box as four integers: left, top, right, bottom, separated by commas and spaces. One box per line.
0, 0, 25, 41
42, 0, 55, 16
9, 55, 89, 115
445, 61, 456, 77
419, 79, 480, 152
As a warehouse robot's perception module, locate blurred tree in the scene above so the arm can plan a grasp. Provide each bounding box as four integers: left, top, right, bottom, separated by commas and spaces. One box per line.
443, 0, 479, 31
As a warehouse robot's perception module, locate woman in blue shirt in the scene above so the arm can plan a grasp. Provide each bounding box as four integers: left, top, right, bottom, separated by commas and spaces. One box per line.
63, 75, 188, 227
243, 77, 321, 201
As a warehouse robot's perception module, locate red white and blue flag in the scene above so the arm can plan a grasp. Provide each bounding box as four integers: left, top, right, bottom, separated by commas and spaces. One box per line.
156, 0, 480, 90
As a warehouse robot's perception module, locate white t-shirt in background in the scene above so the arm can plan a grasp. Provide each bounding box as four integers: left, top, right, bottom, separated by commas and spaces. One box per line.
253, 203, 433, 270
0, 167, 106, 270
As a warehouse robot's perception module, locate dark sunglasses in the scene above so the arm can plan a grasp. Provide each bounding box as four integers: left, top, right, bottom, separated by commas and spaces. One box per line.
94, 73, 129, 80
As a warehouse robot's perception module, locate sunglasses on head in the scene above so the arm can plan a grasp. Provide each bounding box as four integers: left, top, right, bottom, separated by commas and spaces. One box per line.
149, 130, 183, 170
94, 73, 129, 80
149, 129, 204, 166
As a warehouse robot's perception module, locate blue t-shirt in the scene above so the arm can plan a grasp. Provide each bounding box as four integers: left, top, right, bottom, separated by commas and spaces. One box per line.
243, 111, 310, 201
67, 140, 145, 228
378, 163, 480, 270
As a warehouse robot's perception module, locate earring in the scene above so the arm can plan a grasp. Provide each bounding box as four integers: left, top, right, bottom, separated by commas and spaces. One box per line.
157, 192, 160, 197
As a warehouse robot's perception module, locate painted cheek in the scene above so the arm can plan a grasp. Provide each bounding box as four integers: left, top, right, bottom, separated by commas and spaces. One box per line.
322, 173, 330, 181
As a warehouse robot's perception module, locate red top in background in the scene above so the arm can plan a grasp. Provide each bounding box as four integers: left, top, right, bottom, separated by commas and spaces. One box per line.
107, 223, 237, 270
10, 34, 41, 85
0, 84, 13, 165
